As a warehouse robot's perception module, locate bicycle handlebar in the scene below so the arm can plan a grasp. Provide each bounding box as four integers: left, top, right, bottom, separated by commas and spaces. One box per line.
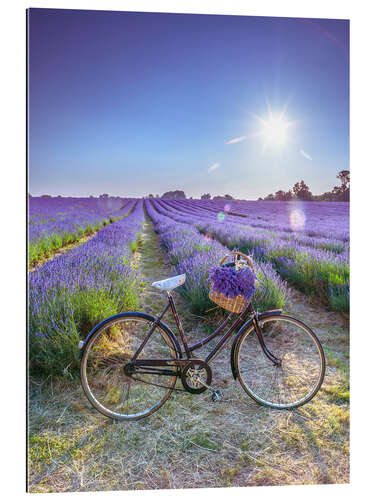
219, 251, 255, 272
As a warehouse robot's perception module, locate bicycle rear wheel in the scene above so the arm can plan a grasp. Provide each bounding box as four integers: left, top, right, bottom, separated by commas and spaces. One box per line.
80, 313, 179, 421
234, 315, 325, 409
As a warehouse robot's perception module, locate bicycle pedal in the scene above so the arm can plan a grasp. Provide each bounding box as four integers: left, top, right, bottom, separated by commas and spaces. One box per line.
211, 390, 223, 402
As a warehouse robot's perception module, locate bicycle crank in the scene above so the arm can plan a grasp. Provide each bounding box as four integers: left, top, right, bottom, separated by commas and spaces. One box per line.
193, 376, 224, 402
181, 360, 212, 394
181, 360, 223, 401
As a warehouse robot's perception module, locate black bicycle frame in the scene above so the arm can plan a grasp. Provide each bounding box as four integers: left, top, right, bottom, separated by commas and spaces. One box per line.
131, 291, 280, 370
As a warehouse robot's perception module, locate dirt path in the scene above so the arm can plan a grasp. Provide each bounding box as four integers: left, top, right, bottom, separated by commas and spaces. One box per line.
28, 217, 349, 492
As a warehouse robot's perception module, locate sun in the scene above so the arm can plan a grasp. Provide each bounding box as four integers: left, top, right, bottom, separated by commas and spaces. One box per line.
253, 105, 295, 151
261, 116, 289, 147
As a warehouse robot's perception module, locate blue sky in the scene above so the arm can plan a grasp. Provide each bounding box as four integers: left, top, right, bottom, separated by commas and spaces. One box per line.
28, 9, 349, 199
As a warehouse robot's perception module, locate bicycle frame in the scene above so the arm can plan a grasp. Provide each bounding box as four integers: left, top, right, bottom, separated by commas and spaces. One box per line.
131, 291, 280, 370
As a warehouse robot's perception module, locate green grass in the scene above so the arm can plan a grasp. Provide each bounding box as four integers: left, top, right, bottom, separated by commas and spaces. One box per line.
195, 223, 349, 313
269, 252, 349, 313
29, 280, 139, 376
29, 235, 143, 378
29, 215, 129, 268
29, 221, 104, 267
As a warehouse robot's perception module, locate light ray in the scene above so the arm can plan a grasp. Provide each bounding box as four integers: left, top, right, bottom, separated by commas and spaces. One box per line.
253, 104, 296, 151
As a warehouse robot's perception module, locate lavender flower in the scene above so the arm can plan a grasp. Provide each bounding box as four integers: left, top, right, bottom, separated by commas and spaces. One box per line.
208, 266, 256, 299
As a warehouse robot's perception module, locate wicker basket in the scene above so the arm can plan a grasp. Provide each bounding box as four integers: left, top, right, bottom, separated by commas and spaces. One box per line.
209, 251, 255, 314
209, 287, 248, 313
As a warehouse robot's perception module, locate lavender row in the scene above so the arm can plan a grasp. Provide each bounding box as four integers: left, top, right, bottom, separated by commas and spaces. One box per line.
28, 197, 135, 267
29, 196, 133, 239
146, 199, 288, 314
29, 200, 145, 375
167, 199, 349, 242
156, 201, 349, 312
162, 199, 349, 250
152, 199, 348, 264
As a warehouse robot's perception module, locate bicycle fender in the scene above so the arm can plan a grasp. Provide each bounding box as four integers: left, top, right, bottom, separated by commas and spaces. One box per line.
79, 311, 183, 360
230, 310, 283, 379
230, 319, 253, 380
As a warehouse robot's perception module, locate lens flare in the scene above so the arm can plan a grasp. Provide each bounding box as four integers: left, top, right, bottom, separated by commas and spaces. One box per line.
224, 203, 231, 213
217, 212, 226, 222
290, 209, 306, 231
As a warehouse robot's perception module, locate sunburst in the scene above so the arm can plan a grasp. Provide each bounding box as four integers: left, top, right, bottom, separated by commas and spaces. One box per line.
252, 102, 296, 151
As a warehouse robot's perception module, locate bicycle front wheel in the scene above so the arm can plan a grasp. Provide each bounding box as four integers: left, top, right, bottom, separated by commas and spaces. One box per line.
80, 313, 179, 421
234, 315, 325, 409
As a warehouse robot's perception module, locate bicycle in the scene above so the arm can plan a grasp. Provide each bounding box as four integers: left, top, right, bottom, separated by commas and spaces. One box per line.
79, 251, 326, 421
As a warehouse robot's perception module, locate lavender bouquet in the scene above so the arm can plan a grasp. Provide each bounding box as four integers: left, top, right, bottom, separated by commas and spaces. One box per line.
208, 266, 256, 299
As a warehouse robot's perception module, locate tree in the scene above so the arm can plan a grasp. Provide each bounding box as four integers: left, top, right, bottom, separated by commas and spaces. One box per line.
161, 190, 186, 199
341, 187, 350, 202
337, 170, 350, 190
148, 194, 154, 198
41, 194, 51, 198
264, 193, 275, 201
201, 193, 211, 200
275, 190, 286, 201
293, 181, 312, 201
99, 193, 109, 199
336, 170, 350, 201
327, 170, 350, 202
284, 190, 293, 201
257, 197, 263, 201
224, 194, 234, 200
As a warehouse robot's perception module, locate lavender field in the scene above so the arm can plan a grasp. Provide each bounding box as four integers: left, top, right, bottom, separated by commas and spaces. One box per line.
148, 198, 349, 312
28, 196, 350, 490
28, 196, 135, 267
29, 199, 144, 374
28, 196, 349, 376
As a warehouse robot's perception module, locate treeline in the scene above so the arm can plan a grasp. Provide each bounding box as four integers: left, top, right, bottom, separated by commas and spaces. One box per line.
32, 170, 349, 203
148, 190, 235, 200
260, 170, 350, 202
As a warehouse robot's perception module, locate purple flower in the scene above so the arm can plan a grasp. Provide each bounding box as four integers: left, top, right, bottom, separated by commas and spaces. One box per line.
208, 265, 256, 299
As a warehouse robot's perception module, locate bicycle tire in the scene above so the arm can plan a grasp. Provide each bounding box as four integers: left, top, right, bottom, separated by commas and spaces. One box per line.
80, 312, 179, 421
234, 314, 325, 409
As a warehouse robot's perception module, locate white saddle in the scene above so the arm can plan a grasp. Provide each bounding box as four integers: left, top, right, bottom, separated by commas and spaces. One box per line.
151, 274, 186, 291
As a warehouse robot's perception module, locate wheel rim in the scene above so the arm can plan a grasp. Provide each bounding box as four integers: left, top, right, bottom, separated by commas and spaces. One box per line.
81, 317, 177, 420
236, 316, 325, 409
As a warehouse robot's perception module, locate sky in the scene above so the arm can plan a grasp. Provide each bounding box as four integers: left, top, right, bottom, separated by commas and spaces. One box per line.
28, 9, 349, 199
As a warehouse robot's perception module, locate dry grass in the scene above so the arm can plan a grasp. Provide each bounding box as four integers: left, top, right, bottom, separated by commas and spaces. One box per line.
28, 218, 349, 492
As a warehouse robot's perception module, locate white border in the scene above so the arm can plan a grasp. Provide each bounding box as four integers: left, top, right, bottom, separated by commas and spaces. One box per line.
2, 1, 374, 499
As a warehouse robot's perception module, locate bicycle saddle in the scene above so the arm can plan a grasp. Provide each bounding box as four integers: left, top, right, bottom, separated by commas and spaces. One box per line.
151, 274, 186, 291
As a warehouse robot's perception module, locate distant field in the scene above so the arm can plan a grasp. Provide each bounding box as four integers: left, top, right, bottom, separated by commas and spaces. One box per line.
28, 197, 135, 266
147, 199, 349, 313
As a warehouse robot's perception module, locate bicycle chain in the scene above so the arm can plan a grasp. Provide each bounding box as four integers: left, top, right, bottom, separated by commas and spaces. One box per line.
125, 359, 212, 393
126, 373, 187, 392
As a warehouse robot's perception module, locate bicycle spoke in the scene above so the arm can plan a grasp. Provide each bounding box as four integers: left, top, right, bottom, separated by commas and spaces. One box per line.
82, 316, 178, 420
236, 316, 324, 408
